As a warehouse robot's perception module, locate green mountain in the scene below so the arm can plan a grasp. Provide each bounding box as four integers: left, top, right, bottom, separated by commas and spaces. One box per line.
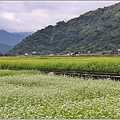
0, 43, 13, 53
0, 30, 31, 46
9, 2, 120, 55
0, 30, 32, 53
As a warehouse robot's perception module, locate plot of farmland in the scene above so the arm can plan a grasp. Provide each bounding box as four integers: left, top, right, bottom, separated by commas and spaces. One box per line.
0, 71, 120, 119
0, 56, 120, 118
0, 56, 120, 73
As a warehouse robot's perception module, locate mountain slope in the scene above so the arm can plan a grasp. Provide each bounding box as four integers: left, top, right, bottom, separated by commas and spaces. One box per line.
0, 43, 13, 53
9, 2, 120, 55
0, 30, 32, 53
0, 30, 32, 46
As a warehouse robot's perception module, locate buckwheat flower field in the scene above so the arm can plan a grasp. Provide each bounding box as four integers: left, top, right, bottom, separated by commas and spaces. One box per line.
0, 70, 120, 119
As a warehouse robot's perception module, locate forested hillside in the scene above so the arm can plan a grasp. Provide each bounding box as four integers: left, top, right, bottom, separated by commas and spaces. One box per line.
9, 2, 120, 55
0, 43, 13, 54
0, 30, 32, 53
0, 30, 31, 46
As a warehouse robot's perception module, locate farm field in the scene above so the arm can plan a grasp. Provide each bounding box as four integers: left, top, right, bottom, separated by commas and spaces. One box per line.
0, 70, 120, 119
0, 55, 120, 73
0, 56, 120, 118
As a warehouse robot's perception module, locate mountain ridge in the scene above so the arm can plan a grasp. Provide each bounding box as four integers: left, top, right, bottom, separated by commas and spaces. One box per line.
0, 30, 32, 53
0, 30, 32, 46
9, 2, 120, 55
0, 43, 13, 53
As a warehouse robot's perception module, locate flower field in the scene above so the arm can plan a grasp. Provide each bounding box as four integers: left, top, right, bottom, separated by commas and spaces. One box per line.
0, 56, 120, 73
0, 70, 120, 119
0, 56, 120, 118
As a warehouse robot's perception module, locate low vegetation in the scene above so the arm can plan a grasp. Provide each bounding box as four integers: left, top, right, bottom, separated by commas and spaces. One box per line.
0, 69, 40, 76
0, 70, 120, 119
0, 56, 119, 118
0, 56, 120, 73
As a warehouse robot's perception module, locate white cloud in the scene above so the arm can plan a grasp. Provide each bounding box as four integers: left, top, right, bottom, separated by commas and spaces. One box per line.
0, 12, 15, 20
0, 1, 120, 32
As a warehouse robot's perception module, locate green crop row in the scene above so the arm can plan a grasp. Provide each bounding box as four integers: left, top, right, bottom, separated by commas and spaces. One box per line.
0, 56, 120, 73
0, 70, 40, 77
0, 73, 120, 119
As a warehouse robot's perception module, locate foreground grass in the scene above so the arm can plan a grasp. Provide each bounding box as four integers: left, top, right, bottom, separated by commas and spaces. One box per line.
0, 72, 120, 119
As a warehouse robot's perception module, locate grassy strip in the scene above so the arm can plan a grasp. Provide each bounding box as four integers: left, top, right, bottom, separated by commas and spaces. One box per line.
0, 69, 40, 76
0, 73, 120, 119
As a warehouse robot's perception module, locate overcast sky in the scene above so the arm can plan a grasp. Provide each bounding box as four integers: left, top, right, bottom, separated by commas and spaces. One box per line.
0, 1, 120, 33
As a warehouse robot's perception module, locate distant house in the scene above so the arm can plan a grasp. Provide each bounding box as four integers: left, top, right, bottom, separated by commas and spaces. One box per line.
32, 51, 36, 54
25, 53, 28, 56
118, 49, 120, 52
